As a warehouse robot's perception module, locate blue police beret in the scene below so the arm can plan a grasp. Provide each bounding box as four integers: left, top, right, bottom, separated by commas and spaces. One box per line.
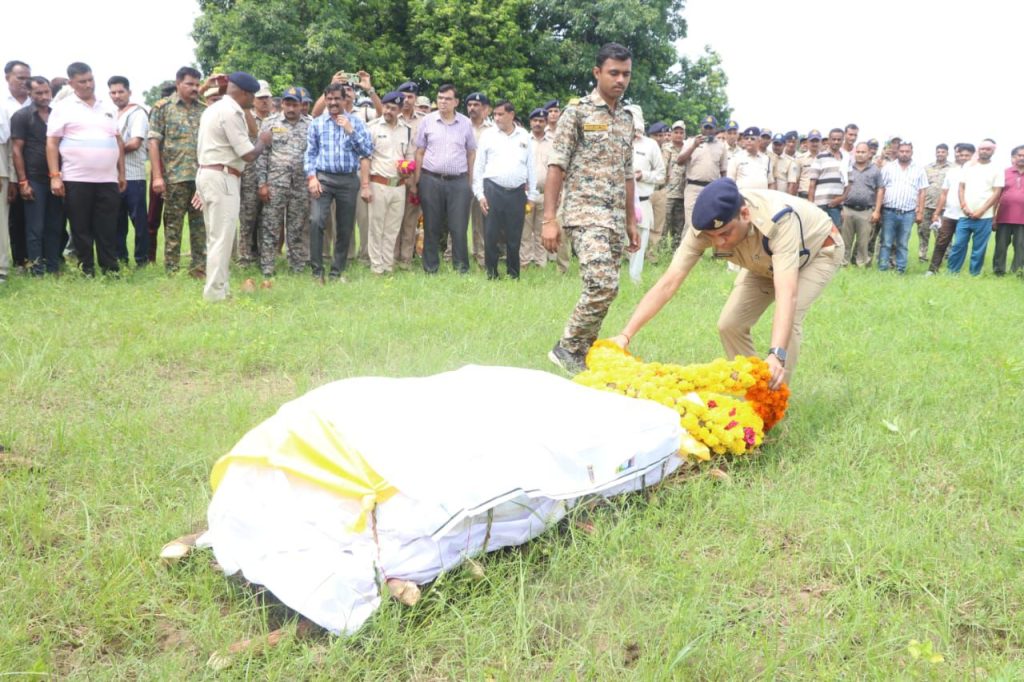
466, 92, 489, 105
397, 81, 418, 94
281, 86, 302, 102
741, 126, 760, 138
701, 115, 718, 129
227, 71, 260, 94
784, 130, 798, 141
381, 90, 402, 105
529, 107, 546, 120
692, 178, 743, 231
726, 120, 739, 131
543, 99, 559, 110
647, 122, 662, 135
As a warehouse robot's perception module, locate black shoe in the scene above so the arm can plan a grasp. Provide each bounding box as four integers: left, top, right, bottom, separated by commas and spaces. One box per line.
548, 343, 586, 375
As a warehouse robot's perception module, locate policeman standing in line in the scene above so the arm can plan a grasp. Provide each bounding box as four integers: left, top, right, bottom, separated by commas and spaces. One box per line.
675, 115, 728, 233
193, 72, 272, 301
612, 178, 844, 388
256, 86, 311, 280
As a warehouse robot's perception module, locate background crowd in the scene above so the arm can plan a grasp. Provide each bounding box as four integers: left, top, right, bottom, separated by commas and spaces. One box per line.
1, 58, 1021, 288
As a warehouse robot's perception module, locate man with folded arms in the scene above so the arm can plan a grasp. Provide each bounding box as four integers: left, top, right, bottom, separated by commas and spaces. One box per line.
46, 62, 126, 276
472, 100, 536, 280
363, 91, 413, 275
194, 72, 272, 301
305, 82, 373, 281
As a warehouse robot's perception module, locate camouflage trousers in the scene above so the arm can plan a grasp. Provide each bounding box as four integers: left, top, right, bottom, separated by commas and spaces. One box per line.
163, 181, 205, 271
259, 171, 310, 275
237, 165, 262, 265
559, 225, 624, 355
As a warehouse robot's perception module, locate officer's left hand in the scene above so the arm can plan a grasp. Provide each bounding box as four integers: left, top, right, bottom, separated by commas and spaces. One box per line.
360, 185, 373, 203
625, 221, 640, 253
765, 353, 785, 390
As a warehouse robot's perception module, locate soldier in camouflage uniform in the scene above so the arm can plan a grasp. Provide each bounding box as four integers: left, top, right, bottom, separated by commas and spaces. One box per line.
237, 80, 273, 266
919, 143, 951, 261
542, 43, 639, 373
255, 87, 311, 277
662, 121, 688, 250
147, 66, 206, 274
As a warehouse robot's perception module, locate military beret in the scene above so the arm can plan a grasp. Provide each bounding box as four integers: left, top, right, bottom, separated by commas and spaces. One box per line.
741, 126, 760, 138
381, 90, 403, 105
397, 81, 418, 94
647, 122, 667, 135
807, 129, 822, 141
772, 133, 785, 144
227, 71, 260, 94
544, 99, 559, 110
701, 115, 717, 129
281, 86, 302, 102
692, 178, 743, 231
466, 92, 489, 105
726, 120, 739, 131
671, 120, 686, 130
760, 128, 772, 138
529, 107, 546, 120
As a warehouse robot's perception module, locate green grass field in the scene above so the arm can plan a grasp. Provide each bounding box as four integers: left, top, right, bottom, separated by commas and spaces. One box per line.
2, 237, 1022, 679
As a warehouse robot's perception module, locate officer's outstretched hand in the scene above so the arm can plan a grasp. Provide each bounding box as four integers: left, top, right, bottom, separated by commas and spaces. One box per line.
765, 354, 785, 390
610, 334, 630, 350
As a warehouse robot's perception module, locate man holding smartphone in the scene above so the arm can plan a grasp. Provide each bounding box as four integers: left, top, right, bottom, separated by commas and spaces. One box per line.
675, 115, 729, 234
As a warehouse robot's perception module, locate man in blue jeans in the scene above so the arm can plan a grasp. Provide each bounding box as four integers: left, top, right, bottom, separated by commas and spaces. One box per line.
108, 76, 149, 266
879, 142, 927, 273
948, 139, 1004, 276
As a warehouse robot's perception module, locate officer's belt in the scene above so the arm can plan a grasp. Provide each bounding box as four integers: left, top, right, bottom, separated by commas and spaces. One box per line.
844, 203, 872, 211
370, 174, 405, 187
686, 179, 710, 187
199, 164, 241, 178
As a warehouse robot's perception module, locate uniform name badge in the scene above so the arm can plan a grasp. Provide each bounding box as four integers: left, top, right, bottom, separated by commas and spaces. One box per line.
583, 123, 609, 133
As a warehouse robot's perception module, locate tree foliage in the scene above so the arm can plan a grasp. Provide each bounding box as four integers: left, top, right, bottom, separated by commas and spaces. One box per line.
191, 0, 730, 127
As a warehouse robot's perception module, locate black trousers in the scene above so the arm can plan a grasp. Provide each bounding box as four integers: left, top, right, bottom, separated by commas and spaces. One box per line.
310, 171, 359, 276
64, 181, 121, 274
419, 171, 472, 273
482, 179, 527, 278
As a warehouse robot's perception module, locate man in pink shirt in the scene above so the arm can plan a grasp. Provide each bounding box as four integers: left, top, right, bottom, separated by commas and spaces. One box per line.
993, 145, 1024, 276
46, 62, 126, 275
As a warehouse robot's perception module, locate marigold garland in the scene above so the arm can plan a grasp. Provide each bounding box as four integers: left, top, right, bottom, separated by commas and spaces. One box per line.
574, 340, 790, 462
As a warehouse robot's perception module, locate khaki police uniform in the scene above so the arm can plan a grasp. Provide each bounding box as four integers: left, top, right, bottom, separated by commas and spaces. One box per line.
365, 116, 414, 273
469, 118, 495, 267
522, 133, 552, 267
683, 137, 729, 232
669, 190, 843, 384
196, 97, 256, 301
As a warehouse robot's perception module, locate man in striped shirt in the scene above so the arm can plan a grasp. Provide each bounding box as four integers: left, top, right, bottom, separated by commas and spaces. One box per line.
878, 142, 927, 273
108, 76, 149, 267
807, 128, 848, 228
305, 82, 373, 281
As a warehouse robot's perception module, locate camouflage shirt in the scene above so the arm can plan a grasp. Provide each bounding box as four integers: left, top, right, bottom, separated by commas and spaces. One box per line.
255, 112, 310, 186
147, 93, 205, 184
547, 88, 634, 230
661, 142, 687, 199
924, 160, 952, 209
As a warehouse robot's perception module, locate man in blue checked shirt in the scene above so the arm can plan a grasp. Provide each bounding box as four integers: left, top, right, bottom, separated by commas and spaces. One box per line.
305, 82, 373, 281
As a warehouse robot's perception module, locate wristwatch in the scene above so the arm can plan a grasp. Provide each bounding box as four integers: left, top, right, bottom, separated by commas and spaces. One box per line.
767, 347, 787, 365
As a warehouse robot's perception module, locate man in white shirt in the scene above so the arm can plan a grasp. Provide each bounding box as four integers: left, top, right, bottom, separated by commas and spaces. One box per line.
947, 138, 1004, 275
472, 100, 536, 279
5, 60, 32, 273
728, 126, 771, 190
624, 105, 665, 282
108, 76, 149, 266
